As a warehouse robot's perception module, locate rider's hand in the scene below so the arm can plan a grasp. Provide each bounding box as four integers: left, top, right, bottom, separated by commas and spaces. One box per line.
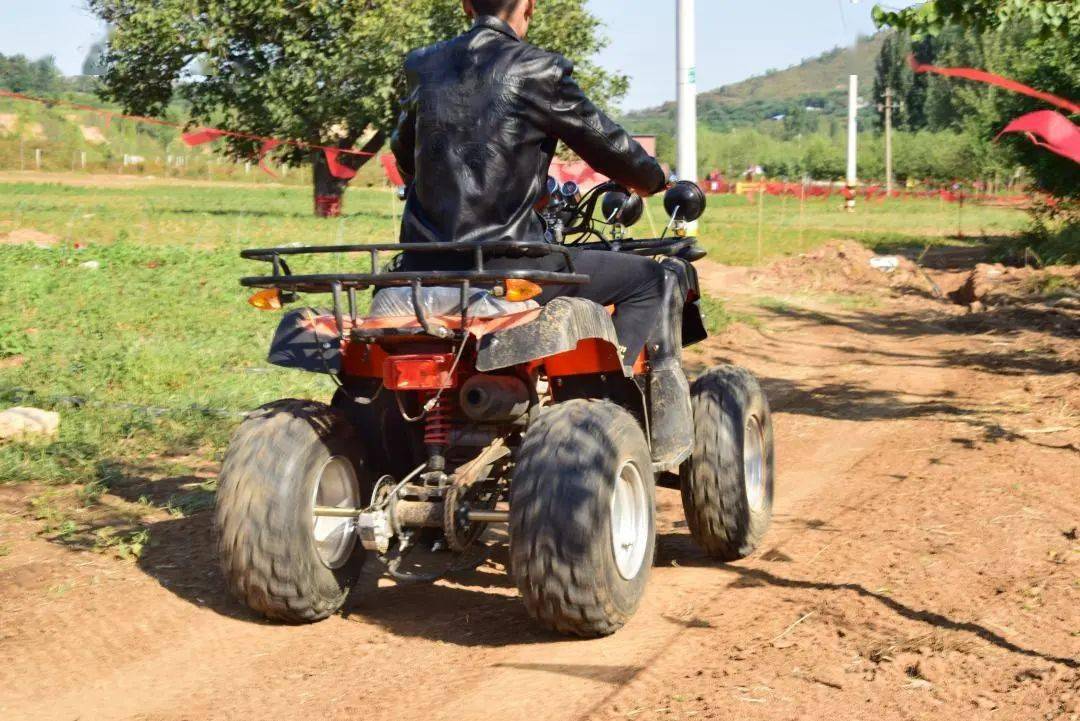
632, 174, 675, 198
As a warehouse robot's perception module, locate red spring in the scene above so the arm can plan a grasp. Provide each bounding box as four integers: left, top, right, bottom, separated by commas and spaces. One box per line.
423, 393, 454, 447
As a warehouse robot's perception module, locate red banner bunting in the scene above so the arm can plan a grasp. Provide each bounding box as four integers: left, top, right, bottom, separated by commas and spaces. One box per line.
908, 58, 1080, 166
181, 128, 228, 146
997, 110, 1080, 165
323, 148, 357, 180
909, 57, 1080, 115
380, 153, 405, 186
257, 139, 282, 178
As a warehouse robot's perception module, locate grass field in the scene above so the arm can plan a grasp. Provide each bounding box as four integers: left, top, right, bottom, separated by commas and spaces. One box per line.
0, 178, 1029, 531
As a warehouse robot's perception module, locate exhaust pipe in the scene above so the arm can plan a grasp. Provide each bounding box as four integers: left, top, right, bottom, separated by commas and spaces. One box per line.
459, 375, 530, 422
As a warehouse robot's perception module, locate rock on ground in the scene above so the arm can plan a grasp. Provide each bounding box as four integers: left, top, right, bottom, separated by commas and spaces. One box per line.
0, 407, 60, 441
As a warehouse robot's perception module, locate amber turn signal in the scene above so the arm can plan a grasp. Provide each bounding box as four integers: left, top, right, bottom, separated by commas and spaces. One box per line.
504, 279, 542, 302
248, 288, 283, 310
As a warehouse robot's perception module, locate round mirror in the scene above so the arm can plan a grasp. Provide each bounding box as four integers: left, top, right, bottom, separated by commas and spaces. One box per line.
601, 190, 644, 227
663, 181, 707, 223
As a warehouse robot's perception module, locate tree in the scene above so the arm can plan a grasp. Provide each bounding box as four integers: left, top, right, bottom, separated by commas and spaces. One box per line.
0, 54, 62, 94
781, 105, 820, 139
88, 0, 626, 216
872, 31, 939, 131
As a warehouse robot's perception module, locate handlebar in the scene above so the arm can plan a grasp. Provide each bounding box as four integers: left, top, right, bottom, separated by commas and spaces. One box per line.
539, 179, 707, 260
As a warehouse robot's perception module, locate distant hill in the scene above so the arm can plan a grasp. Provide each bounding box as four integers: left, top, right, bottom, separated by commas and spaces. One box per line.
622, 32, 886, 135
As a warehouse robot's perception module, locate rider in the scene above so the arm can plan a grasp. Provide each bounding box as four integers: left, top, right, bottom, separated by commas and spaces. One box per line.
391, 0, 693, 465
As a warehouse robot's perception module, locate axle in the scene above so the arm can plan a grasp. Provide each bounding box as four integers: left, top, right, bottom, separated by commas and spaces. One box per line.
312, 504, 509, 525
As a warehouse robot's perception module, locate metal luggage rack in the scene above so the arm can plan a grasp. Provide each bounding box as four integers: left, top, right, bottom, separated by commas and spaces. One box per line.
240, 241, 590, 340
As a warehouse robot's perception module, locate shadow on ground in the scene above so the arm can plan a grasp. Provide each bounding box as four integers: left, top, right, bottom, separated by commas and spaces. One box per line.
657, 532, 1078, 670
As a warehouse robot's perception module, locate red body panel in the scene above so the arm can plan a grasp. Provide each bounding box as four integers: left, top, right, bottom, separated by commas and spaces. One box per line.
331, 308, 646, 380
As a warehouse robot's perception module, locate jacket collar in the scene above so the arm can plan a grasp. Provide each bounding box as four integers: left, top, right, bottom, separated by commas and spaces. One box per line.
471, 15, 522, 42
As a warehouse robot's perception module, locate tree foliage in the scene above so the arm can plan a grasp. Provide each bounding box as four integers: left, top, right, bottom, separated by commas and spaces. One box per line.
88, 0, 625, 174
0, 54, 63, 95
873, 0, 1079, 38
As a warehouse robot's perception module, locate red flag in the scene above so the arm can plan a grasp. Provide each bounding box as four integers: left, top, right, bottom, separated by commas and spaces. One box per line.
182, 127, 227, 146
323, 148, 357, 179
909, 58, 1080, 115
997, 110, 1080, 165
380, 153, 405, 186
257, 139, 282, 178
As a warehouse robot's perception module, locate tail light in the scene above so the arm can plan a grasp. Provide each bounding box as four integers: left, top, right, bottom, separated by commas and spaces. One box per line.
504, 279, 543, 302
383, 353, 456, 391
248, 288, 282, 310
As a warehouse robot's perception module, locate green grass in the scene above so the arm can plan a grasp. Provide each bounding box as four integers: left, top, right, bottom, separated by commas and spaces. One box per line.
0, 182, 400, 488
647, 192, 1028, 266
0, 179, 1030, 496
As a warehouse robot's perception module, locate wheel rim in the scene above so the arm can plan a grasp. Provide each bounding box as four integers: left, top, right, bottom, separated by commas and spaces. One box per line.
311, 456, 360, 569
744, 415, 767, 512
610, 460, 649, 581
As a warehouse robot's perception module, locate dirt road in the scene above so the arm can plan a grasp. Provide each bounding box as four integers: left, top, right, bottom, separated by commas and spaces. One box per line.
1, 253, 1077, 721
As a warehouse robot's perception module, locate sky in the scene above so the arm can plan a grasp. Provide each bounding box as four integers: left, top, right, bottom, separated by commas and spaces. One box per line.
0, 0, 919, 112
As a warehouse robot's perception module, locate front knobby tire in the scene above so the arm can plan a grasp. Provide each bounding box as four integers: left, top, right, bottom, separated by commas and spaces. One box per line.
681, 365, 775, 560
510, 399, 656, 638
215, 399, 370, 623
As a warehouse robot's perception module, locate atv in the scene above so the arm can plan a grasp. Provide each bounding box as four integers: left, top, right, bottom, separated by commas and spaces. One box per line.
216, 179, 774, 637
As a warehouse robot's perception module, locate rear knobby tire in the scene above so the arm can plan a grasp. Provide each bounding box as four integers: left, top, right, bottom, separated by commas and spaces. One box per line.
215, 399, 369, 623
681, 365, 774, 560
510, 399, 655, 637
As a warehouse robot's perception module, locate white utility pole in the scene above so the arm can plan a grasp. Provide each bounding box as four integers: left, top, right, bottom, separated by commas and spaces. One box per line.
676, 0, 698, 185
884, 86, 894, 195
845, 74, 858, 211
676, 0, 698, 231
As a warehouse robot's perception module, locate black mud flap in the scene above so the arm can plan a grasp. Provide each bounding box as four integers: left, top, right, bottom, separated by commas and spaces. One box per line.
475, 297, 628, 375
267, 307, 340, 374
661, 257, 708, 347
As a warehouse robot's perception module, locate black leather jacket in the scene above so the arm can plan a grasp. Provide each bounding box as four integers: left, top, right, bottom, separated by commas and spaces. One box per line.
390, 15, 666, 248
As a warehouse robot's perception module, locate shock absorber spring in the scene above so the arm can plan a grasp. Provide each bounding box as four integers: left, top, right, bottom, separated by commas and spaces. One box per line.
423, 393, 454, 471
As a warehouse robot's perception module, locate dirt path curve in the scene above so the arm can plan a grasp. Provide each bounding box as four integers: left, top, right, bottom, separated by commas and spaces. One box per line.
1, 259, 1077, 721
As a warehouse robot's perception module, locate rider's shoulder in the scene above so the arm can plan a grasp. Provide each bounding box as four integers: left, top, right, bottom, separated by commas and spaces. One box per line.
404, 38, 454, 70
512, 43, 573, 78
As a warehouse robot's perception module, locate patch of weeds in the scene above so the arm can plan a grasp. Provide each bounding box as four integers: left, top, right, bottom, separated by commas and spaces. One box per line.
47, 581, 75, 598
29, 489, 68, 527
53, 519, 79, 541
77, 478, 109, 506
0, 543, 11, 557
821, 292, 882, 310
0, 320, 27, 358
1022, 274, 1078, 299
756, 296, 792, 312
94, 525, 150, 560
95, 459, 127, 488
697, 293, 756, 335
165, 481, 216, 517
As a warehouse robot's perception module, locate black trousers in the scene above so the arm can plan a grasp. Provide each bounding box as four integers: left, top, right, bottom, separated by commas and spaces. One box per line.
484, 249, 665, 366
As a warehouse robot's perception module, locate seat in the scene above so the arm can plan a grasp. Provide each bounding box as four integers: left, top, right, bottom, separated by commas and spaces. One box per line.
369, 287, 539, 319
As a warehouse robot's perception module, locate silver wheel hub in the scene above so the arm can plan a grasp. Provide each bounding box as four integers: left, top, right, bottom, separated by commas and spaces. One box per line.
311, 456, 360, 569
610, 460, 649, 580
744, 415, 767, 512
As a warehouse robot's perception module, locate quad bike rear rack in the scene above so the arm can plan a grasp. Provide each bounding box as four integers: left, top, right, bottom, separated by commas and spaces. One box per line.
240, 241, 589, 341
